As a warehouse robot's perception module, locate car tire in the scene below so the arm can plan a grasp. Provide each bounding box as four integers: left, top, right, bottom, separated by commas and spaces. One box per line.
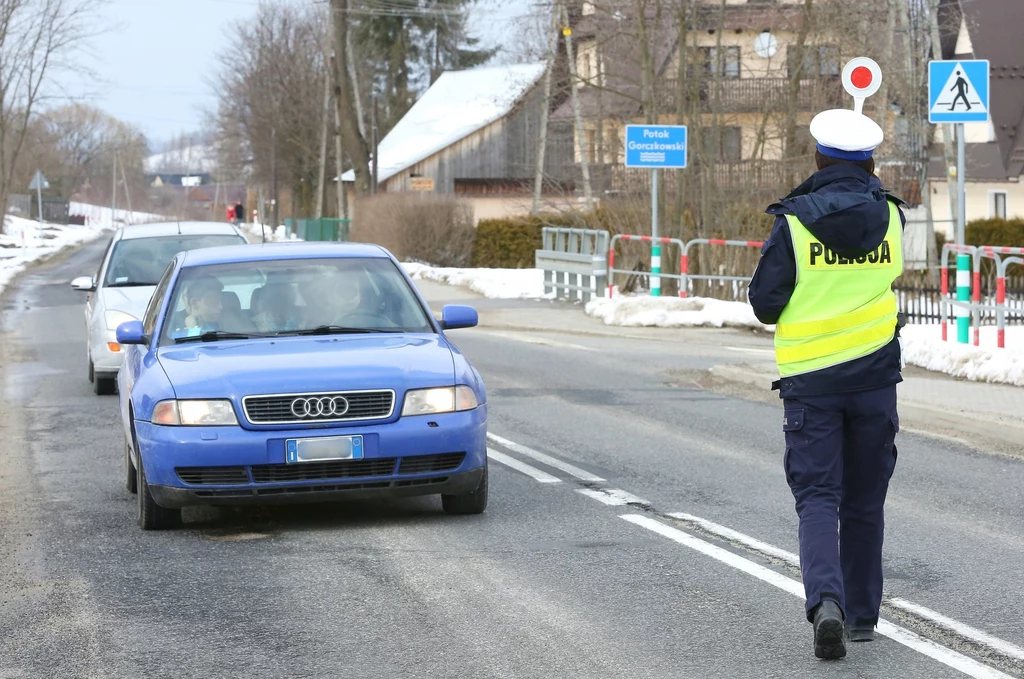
136, 454, 181, 531
88, 359, 95, 384
125, 440, 137, 494
93, 374, 115, 396
441, 463, 488, 515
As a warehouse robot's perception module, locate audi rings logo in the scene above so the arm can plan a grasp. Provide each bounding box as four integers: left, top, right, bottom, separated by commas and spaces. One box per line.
290, 396, 351, 419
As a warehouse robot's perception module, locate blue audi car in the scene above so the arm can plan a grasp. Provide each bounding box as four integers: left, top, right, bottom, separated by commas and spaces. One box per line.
115, 242, 487, 530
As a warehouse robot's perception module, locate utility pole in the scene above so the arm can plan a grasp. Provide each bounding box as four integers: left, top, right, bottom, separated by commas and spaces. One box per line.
271, 126, 279, 228
119, 151, 133, 218
561, 2, 593, 205
327, 13, 348, 220
111, 152, 117, 225
371, 95, 379, 194
315, 60, 331, 220
532, 4, 560, 214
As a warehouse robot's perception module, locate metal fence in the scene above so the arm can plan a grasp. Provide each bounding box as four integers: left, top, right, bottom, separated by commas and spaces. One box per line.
535, 227, 609, 303
284, 218, 350, 242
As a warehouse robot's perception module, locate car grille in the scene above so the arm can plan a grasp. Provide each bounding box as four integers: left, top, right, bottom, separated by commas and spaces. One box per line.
250, 458, 398, 483
191, 477, 450, 498
242, 390, 395, 424
398, 453, 465, 475
176, 466, 250, 485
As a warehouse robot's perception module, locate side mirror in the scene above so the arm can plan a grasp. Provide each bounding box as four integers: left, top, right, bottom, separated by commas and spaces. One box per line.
116, 320, 148, 345
71, 276, 95, 292
440, 304, 478, 330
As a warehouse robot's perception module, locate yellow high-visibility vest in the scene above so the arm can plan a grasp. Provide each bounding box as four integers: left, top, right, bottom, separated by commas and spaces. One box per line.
774, 201, 903, 377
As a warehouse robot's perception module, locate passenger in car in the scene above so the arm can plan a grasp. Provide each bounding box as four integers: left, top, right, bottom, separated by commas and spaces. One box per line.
183, 276, 225, 333
252, 284, 297, 333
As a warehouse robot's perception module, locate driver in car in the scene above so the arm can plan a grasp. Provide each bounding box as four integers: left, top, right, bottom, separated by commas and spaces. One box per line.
297, 269, 366, 328
183, 276, 224, 334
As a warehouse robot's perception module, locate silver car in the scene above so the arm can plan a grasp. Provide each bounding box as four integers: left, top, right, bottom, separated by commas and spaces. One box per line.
71, 222, 249, 394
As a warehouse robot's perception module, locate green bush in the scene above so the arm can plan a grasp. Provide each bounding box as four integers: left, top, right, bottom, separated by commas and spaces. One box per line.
470, 213, 579, 268
965, 217, 1024, 248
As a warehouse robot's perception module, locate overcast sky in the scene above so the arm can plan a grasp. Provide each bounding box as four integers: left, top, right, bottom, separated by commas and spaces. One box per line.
70, 0, 537, 151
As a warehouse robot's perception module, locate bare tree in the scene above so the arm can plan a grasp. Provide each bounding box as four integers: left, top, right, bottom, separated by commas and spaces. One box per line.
0, 0, 104, 231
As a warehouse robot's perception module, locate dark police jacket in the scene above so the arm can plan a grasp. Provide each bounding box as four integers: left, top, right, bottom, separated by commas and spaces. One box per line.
748, 164, 907, 399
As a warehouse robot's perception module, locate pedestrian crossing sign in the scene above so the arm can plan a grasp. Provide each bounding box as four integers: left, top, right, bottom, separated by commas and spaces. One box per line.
929, 60, 989, 123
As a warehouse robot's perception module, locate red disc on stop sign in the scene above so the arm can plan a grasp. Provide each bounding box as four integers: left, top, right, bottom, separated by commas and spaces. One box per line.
842, 57, 882, 98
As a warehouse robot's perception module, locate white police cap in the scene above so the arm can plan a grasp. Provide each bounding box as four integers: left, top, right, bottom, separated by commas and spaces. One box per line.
809, 109, 884, 161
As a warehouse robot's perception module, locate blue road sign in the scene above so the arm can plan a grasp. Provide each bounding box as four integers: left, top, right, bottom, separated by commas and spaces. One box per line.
625, 125, 687, 169
929, 60, 989, 123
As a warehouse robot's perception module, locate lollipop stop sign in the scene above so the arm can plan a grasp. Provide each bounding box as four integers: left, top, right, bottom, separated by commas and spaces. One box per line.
842, 57, 882, 114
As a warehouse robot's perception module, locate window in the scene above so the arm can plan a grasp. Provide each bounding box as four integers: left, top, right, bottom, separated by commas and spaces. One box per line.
143, 260, 177, 337
697, 46, 741, 79
159, 258, 433, 345
992, 191, 1008, 219
787, 45, 840, 77
103, 234, 246, 288
700, 127, 743, 162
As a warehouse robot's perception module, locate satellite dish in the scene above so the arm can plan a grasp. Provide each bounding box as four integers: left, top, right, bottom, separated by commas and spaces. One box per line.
753, 31, 777, 59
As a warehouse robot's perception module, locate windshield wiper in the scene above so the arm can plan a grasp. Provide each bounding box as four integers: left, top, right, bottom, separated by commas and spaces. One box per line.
106, 281, 159, 288
277, 325, 403, 336
175, 330, 268, 344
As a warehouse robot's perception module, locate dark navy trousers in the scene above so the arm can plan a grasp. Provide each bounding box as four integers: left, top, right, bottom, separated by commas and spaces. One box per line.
782, 384, 899, 625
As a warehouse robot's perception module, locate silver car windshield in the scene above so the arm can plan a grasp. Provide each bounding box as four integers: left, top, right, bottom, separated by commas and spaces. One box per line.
104, 235, 245, 288
160, 257, 434, 343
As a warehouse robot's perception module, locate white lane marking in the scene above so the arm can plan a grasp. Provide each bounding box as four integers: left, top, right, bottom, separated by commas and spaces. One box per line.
669, 512, 800, 565
487, 433, 605, 482
890, 598, 1024, 662
487, 448, 561, 484
473, 331, 598, 352
577, 488, 650, 507
623, 514, 1013, 679
726, 346, 775, 355
670, 512, 1024, 661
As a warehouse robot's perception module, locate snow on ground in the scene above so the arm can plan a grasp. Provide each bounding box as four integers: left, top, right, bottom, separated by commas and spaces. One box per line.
69, 202, 165, 229
900, 324, 1024, 387
239, 221, 298, 243
402, 263, 553, 300
585, 295, 772, 330
0, 213, 114, 294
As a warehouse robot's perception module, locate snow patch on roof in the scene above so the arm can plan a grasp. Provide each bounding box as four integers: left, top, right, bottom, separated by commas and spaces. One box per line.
145, 144, 218, 174
342, 62, 546, 184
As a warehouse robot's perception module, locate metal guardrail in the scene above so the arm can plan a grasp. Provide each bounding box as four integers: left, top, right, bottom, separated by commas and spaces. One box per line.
939, 243, 1024, 348
535, 227, 609, 303
607, 235, 685, 298
680, 238, 763, 299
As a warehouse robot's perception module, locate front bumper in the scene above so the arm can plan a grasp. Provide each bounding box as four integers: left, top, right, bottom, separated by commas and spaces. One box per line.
134, 406, 487, 508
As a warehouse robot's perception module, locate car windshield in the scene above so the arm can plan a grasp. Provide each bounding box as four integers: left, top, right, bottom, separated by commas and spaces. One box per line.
159, 257, 434, 343
103, 234, 245, 287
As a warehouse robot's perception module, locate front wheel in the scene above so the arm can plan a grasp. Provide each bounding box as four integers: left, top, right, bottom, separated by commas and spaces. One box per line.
93, 374, 115, 396
125, 440, 137, 494
441, 464, 488, 515
137, 456, 181, 530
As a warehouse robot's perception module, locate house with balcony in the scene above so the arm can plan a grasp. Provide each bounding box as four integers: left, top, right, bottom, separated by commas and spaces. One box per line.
553, 0, 924, 205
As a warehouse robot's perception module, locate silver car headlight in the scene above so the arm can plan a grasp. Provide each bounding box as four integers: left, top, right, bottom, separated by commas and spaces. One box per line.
401, 386, 478, 416
152, 399, 239, 426
105, 310, 138, 331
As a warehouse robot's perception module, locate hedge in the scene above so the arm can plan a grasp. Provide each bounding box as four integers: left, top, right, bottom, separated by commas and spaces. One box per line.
471, 213, 580, 268
965, 217, 1024, 248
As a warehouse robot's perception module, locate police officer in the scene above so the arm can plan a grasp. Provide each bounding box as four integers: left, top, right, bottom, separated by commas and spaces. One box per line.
748, 105, 906, 659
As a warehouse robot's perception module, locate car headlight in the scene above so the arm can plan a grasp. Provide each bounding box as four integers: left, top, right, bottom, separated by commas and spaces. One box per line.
105, 310, 138, 331
152, 399, 239, 426
401, 386, 478, 416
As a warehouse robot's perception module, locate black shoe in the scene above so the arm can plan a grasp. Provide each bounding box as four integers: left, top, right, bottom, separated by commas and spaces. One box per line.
813, 600, 847, 659
847, 626, 875, 642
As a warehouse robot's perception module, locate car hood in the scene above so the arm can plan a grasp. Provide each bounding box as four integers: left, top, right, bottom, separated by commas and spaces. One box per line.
100, 285, 155, 318
157, 333, 456, 399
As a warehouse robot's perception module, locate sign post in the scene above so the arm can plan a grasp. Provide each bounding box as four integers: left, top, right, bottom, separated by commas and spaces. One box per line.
624, 125, 687, 296
928, 59, 990, 343
27, 170, 49, 223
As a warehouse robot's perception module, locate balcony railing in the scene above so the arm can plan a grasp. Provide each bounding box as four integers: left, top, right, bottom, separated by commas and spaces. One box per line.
654, 76, 845, 113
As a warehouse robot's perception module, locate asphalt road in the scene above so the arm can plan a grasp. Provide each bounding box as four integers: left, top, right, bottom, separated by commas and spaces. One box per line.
1, 237, 1022, 679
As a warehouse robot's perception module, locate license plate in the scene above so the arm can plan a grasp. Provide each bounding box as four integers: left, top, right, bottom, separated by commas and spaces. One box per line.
286, 435, 364, 463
